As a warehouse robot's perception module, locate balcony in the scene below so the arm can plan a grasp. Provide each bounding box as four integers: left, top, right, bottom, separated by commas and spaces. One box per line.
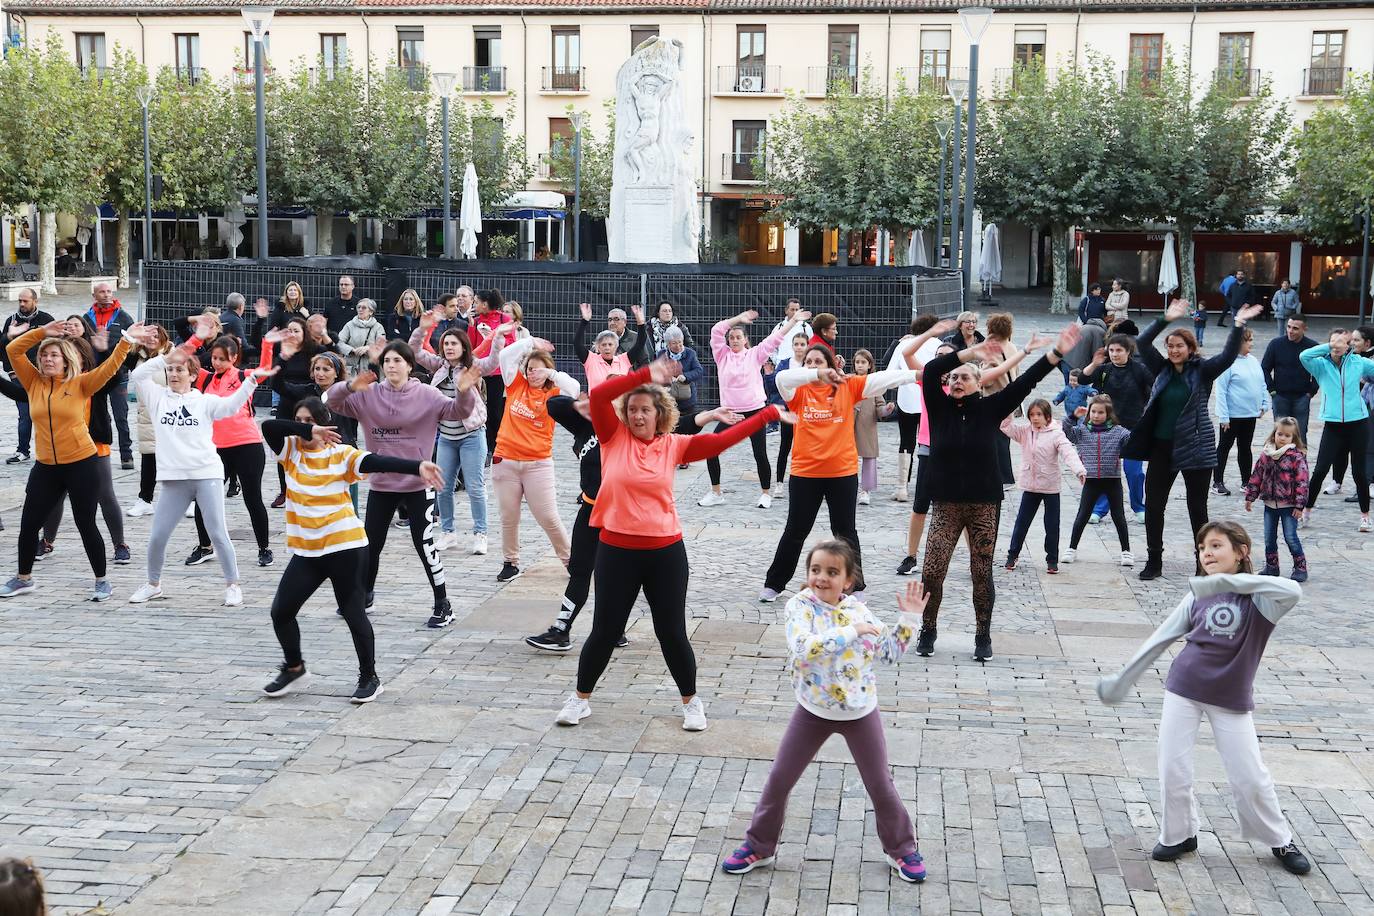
542, 66, 586, 93
990, 66, 1055, 96
896, 67, 968, 97
715, 65, 781, 95
175, 66, 204, 85
1120, 67, 1162, 91
393, 64, 426, 91
1303, 66, 1349, 96
807, 65, 859, 97
722, 151, 762, 184
462, 66, 507, 93
1213, 67, 1262, 97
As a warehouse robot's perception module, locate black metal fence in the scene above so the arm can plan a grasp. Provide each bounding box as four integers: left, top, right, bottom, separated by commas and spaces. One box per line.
144, 256, 963, 403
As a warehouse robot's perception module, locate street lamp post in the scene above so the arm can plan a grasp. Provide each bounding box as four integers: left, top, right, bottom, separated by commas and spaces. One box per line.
947, 79, 968, 275
134, 84, 154, 265
433, 72, 457, 260
242, 5, 274, 263
571, 111, 585, 262
935, 119, 951, 269
1360, 201, 1371, 325
958, 6, 994, 307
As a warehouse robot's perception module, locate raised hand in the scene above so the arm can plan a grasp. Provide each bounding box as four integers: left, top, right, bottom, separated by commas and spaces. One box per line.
631, 304, 645, 325
249, 365, 281, 381
194, 314, 218, 340
647, 356, 677, 385
835, 353, 846, 371
8, 320, 27, 338
417, 460, 444, 490
366, 337, 386, 362
896, 580, 930, 616
90, 328, 110, 352
737, 309, 759, 325
776, 409, 799, 426
793, 309, 813, 323
311, 425, 342, 447
1074, 406, 1088, 418
1053, 323, 1081, 357
1090, 347, 1107, 366
253, 299, 270, 319
532, 337, 555, 352
579, 302, 592, 322
966, 339, 1004, 363
261, 328, 288, 345
816, 367, 846, 385
1236, 303, 1264, 324
477, 322, 494, 338
455, 363, 483, 393
1164, 299, 1191, 322
350, 369, 377, 392
495, 321, 519, 338
1023, 332, 1053, 353
929, 318, 958, 338
419, 310, 438, 332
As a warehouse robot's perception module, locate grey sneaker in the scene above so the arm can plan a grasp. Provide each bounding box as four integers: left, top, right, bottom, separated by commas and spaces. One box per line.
91, 580, 114, 602
0, 576, 35, 598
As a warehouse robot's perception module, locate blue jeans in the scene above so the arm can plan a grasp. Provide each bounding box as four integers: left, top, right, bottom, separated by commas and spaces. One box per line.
1263, 505, 1303, 560
1270, 392, 1311, 444
436, 433, 487, 534
1094, 459, 1146, 516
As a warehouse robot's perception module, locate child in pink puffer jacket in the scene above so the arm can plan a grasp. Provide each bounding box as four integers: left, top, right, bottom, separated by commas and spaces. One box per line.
1000, 398, 1086, 573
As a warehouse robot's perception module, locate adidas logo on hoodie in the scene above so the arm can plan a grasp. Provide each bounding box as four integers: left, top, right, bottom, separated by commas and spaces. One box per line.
160, 405, 200, 428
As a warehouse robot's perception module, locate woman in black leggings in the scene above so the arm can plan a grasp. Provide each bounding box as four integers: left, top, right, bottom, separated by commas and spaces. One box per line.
1299, 327, 1374, 531
1124, 300, 1261, 579
259, 399, 443, 705
556, 358, 790, 733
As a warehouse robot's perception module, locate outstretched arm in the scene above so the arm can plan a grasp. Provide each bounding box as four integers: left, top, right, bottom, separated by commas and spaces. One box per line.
681, 405, 780, 463
1096, 595, 1194, 705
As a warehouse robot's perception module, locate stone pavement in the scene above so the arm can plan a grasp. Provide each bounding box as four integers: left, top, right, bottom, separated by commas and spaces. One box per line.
1, 305, 1373, 915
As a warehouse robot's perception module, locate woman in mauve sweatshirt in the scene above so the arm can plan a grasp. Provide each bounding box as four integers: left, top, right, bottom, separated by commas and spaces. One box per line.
699, 307, 811, 509
325, 340, 481, 629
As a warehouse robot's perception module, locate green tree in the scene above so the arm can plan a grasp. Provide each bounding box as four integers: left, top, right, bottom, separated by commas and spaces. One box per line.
1292, 75, 1374, 245
456, 94, 535, 213
358, 65, 438, 252
0, 32, 109, 292
547, 99, 615, 221
760, 71, 943, 265
977, 58, 1123, 313
91, 47, 148, 288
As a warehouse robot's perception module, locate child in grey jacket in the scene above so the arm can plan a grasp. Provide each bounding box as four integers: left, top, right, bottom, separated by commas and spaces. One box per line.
1062, 394, 1133, 566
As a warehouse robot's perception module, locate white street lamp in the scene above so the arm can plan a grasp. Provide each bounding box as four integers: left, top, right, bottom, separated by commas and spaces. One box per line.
958, 6, 995, 44
935, 119, 951, 268
135, 84, 154, 264
242, 5, 274, 262
570, 111, 586, 261
946, 78, 968, 273
433, 72, 457, 259
958, 6, 994, 305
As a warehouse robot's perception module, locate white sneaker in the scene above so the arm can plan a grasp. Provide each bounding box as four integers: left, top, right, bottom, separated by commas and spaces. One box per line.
757, 493, 772, 509
858, 491, 871, 506
759, 587, 779, 603
1324, 480, 1342, 495
1135, 510, 1146, 524
1061, 548, 1076, 565
1361, 517, 1373, 534
698, 491, 725, 507
681, 696, 709, 732
125, 499, 154, 518
774, 486, 786, 501
129, 582, 164, 603
1120, 551, 1134, 567
223, 584, 243, 607
1087, 514, 1102, 525
471, 533, 488, 555
435, 532, 457, 551
555, 694, 591, 726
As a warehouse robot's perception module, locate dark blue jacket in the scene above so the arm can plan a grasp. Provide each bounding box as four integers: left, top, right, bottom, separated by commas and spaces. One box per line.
1124, 319, 1243, 470
1260, 334, 1319, 397
1078, 294, 1106, 324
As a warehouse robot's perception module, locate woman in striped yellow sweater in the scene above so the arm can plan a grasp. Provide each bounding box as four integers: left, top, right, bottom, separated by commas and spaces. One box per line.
260, 396, 442, 705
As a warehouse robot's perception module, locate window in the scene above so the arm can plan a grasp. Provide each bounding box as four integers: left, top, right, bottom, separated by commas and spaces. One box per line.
174, 33, 200, 83
1013, 28, 1046, 67
75, 32, 106, 76
242, 30, 271, 69
919, 30, 950, 93
733, 25, 766, 91
1216, 32, 1253, 93
552, 26, 581, 90
548, 116, 573, 178
1309, 31, 1345, 94
1309, 253, 1368, 305
631, 26, 658, 53
471, 27, 504, 91
827, 25, 859, 91
320, 33, 347, 78
731, 120, 765, 181
1128, 33, 1163, 85
397, 27, 424, 89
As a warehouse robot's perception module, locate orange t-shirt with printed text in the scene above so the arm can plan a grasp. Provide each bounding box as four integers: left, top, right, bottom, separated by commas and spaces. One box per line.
494, 373, 560, 461
786, 375, 867, 478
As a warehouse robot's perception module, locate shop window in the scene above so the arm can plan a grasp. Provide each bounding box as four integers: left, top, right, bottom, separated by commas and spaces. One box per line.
1309, 254, 1368, 304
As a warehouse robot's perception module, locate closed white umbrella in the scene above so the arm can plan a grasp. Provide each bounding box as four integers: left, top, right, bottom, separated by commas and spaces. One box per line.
1158, 232, 1179, 303
459, 162, 482, 259
978, 223, 1001, 284
909, 229, 929, 268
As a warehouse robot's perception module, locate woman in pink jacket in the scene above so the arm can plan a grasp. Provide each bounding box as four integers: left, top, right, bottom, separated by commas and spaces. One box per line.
698, 307, 810, 509
999, 398, 1086, 573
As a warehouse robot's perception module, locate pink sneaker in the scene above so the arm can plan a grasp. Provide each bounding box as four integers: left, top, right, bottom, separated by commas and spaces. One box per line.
720, 842, 775, 875
888, 851, 927, 883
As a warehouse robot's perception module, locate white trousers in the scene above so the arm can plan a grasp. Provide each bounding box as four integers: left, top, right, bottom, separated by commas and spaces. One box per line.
1158, 690, 1291, 848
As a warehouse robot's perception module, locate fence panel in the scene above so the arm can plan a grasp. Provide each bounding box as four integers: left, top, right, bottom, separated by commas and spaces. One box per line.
142, 258, 387, 329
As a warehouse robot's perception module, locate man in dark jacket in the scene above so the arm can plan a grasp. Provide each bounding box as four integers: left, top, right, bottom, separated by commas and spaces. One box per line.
1261, 315, 1319, 440
85, 281, 136, 468
2, 287, 54, 463
1078, 283, 1106, 324
1220, 269, 1254, 327
322, 274, 358, 337
221, 292, 247, 344
425, 292, 467, 351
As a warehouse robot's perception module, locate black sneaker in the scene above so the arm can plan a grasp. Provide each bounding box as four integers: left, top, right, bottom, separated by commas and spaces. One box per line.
1271, 843, 1311, 875
497, 562, 522, 583
974, 636, 993, 662
32, 540, 54, 563
1004, 555, 1017, 570
351, 673, 384, 704
185, 545, 215, 566
526, 627, 572, 652
120, 458, 135, 470
916, 627, 937, 657
258, 548, 274, 567
1151, 836, 1197, 861
426, 600, 453, 629
262, 663, 310, 697
271, 492, 286, 509
616, 634, 629, 648
1345, 493, 1361, 503
226, 480, 240, 499
113, 544, 131, 565
896, 555, 919, 576
6, 452, 27, 464
1212, 482, 1231, 496
365, 590, 375, 612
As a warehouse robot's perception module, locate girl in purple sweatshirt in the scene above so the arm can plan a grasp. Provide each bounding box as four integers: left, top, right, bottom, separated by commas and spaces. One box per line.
1097, 521, 1310, 877
325, 340, 481, 629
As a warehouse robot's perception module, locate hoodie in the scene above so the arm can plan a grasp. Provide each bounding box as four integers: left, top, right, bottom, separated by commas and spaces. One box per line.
999, 416, 1085, 494
325, 377, 478, 491
711, 317, 786, 411
131, 354, 259, 479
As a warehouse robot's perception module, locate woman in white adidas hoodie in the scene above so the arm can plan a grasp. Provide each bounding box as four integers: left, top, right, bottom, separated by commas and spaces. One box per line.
129, 347, 275, 607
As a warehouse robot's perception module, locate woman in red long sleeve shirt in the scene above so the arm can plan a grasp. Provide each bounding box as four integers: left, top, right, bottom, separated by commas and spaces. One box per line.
555, 357, 796, 733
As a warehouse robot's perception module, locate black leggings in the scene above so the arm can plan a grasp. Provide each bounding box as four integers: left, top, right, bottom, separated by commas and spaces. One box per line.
1070, 478, 1130, 550
363, 488, 446, 605
1214, 416, 1258, 486
195, 442, 270, 550
764, 474, 863, 593
554, 500, 601, 633
484, 374, 506, 456
42, 454, 124, 547
576, 540, 694, 696
19, 456, 106, 578
1307, 417, 1371, 513
707, 407, 772, 489
896, 408, 919, 455
270, 546, 375, 678
776, 422, 794, 482
139, 453, 157, 504
1144, 438, 1212, 565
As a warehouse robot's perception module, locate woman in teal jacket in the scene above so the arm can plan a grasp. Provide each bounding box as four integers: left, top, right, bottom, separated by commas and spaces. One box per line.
1299, 328, 1374, 528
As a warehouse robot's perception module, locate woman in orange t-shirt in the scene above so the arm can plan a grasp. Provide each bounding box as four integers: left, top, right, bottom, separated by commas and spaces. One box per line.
759, 344, 920, 603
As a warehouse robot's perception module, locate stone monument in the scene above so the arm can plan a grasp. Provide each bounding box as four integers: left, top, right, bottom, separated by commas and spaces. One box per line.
608, 37, 699, 263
